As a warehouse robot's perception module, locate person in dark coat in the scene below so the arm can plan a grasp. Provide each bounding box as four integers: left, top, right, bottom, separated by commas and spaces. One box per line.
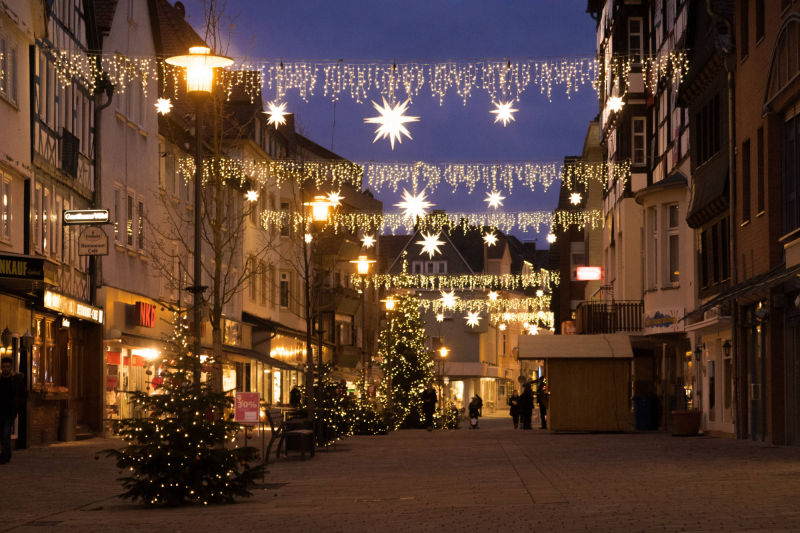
289, 385, 302, 408
507, 390, 520, 429
421, 383, 438, 430
537, 382, 550, 429
0, 356, 26, 464
519, 383, 535, 430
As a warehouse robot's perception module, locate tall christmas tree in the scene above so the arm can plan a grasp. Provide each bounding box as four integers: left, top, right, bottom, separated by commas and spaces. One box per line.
378, 295, 435, 429
106, 315, 263, 506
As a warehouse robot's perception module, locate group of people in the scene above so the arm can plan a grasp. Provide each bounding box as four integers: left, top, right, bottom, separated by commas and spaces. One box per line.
507, 378, 548, 430
422, 383, 484, 430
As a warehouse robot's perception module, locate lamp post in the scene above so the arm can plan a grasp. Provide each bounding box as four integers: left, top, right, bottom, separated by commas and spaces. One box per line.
381, 296, 397, 411
350, 255, 376, 395
166, 46, 233, 386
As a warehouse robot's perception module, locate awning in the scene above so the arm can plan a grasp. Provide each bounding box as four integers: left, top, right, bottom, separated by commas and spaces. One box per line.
518, 333, 634, 359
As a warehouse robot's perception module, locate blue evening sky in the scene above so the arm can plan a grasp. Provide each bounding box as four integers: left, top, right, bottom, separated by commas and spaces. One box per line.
184, 0, 598, 244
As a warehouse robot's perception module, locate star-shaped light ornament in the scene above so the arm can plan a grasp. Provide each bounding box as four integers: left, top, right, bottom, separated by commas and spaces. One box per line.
527, 324, 540, 335
326, 191, 344, 207
488, 291, 499, 302
155, 98, 173, 115
439, 290, 459, 310
607, 95, 625, 113
364, 98, 420, 149
484, 190, 506, 210
465, 311, 482, 328
490, 100, 518, 126
435, 313, 445, 323
483, 232, 498, 247
361, 234, 376, 248
546, 233, 557, 244
416, 232, 445, 258
394, 189, 434, 220
569, 192, 583, 206
265, 101, 288, 128
245, 190, 259, 203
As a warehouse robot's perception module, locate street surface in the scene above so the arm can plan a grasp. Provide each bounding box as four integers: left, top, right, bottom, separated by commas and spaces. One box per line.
2, 416, 800, 532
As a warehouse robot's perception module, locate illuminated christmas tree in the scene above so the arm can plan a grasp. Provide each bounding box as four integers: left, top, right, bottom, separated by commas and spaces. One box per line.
106, 315, 263, 506
378, 295, 435, 429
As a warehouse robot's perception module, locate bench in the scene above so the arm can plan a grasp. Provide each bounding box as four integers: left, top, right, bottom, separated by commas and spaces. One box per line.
265, 408, 315, 462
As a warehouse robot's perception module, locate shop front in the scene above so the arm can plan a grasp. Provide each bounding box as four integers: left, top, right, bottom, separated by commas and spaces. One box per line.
268, 332, 305, 405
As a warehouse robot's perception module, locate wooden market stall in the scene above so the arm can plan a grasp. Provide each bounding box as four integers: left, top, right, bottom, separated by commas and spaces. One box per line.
518, 334, 634, 432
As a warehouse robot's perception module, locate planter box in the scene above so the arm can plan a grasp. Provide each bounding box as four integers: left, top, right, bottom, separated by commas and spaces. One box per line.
671, 410, 701, 436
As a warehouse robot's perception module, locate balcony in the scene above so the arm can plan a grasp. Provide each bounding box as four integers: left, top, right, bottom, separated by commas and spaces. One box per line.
575, 300, 643, 334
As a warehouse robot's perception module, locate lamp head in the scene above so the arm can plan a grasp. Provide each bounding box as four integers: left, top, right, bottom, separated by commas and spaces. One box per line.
165, 46, 233, 96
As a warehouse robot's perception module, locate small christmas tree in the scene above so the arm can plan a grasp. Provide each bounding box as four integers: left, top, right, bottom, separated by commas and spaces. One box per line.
378, 295, 435, 429
106, 315, 263, 506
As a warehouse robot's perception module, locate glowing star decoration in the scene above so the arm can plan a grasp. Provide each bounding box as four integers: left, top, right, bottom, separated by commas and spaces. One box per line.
569, 192, 583, 205
326, 191, 344, 207
483, 232, 498, 247
464, 311, 482, 328
439, 290, 459, 310
265, 101, 288, 128
498, 323, 507, 331
435, 313, 445, 323
607, 96, 625, 113
245, 190, 259, 203
490, 100, 518, 126
536, 289, 544, 297
546, 233, 557, 244
154, 98, 173, 115
527, 324, 540, 335
361, 234, 376, 248
416, 232, 445, 258
394, 189, 433, 220
487, 291, 499, 302
304, 233, 313, 244
364, 98, 419, 149
484, 190, 506, 209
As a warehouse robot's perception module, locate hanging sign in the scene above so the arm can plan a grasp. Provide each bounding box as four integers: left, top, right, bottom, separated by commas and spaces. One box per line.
78, 226, 109, 256
64, 209, 110, 225
234, 392, 260, 425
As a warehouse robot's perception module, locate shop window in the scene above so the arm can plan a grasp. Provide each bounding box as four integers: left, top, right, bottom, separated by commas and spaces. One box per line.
31, 316, 65, 392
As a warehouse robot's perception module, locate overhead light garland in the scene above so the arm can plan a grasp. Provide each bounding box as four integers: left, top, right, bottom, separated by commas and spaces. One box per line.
489, 311, 555, 329
417, 295, 551, 314
351, 270, 559, 291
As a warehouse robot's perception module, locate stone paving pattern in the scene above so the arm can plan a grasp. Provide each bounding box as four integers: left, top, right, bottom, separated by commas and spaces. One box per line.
2, 417, 800, 532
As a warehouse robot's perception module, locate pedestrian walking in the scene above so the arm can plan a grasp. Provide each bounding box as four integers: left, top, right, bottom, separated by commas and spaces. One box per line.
537, 382, 549, 429
289, 385, 302, 408
468, 395, 482, 429
507, 390, 520, 429
421, 383, 438, 430
519, 382, 534, 430
0, 356, 26, 464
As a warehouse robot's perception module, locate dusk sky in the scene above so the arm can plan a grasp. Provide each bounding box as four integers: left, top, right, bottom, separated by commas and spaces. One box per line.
184, 0, 599, 244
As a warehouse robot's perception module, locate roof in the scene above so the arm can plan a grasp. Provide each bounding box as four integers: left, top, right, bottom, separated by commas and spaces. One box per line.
518, 334, 634, 359
93, 0, 119, 37
148, 0, 206, 58
378, 235, 414, 273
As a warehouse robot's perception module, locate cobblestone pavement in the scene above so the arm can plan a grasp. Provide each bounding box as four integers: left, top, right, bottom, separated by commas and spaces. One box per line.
2, 416, 800, 532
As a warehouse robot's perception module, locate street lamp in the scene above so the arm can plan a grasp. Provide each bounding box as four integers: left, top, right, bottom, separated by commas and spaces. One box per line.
438, 346, 449, 420
304, 195, 334, 223
349, 255, 376, 394
166, 46, 233, 386
382, 296, 397, 311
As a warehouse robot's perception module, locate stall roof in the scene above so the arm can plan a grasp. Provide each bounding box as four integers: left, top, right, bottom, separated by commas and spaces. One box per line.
518, 334, 634, 359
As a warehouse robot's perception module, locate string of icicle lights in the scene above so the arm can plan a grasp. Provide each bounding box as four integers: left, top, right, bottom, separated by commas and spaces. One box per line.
177, 157, 630, 193
264, 209, 602, 236
38, 46, 689, 104
351, 271, 558, 291
416, 296, 551, 314
490, 311, 555, 328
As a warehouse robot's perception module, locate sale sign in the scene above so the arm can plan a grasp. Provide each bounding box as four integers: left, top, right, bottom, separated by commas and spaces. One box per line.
234, 392, 260, 425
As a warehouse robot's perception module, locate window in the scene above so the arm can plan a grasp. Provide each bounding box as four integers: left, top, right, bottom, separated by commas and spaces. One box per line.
695, 94, 720, 165
742, 139, 751, 222
42, 187, 50, 255
269, 266, 276, 306
757, 127, 765, 213
411, 261, 424, 274
647, 207, 658, 289
127, 194, 134, 246
259, 260, 268, 306
0, 35, 18, 105
632, 117, 646, 165
740, 0, 749, 59
279, 201, 290, 237
54, 195, 62, 258
280, 272, 290, 308
699, 217, 730, 289
628, 18, 643, 59
569, 241, 586, 281
784, 111, 800, 233
137, 200, 144, 249
114, 188, 122, 242
335, 314, 354, 346
755, 0, 765, 42
0, 178, 9, 241
34, 184, 41, 252
666, 204, 679, 285
248, 257, 257, 301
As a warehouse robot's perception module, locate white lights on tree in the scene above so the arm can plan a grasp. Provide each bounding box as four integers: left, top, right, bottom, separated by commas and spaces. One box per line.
361, 234, 376, 248
245, 190, 259, 203
464, 311, 482, 328
569, 192, 582, 205
607, 95, 625, 113
416, 232, 445, 258
490, 100, 518, 126
154, 97, 173, 115
484, 190, 506, 209
546, 233, 557, 244
483, 232, 498, 247
394, 189, 434, 220
364, 98, 420, 150
439, 290, 459, 310
265, 101, 288, 128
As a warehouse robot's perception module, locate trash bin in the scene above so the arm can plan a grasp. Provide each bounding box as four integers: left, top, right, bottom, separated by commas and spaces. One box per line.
633, 395, 658, 430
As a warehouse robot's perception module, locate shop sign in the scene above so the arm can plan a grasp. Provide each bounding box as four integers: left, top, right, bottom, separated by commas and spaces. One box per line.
234, 392, 260, 425
576, 266, 603, 281
134, 301, 156, 328
44, 290, 104, 324
63, 209, 109, 225
644, 309, 682, 333
78, 226, 109, 256
0, 253, 57, 283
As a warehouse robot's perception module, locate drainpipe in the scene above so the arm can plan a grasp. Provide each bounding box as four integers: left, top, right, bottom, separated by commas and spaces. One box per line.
91, 75, 114, 306
706, 0, 740, 438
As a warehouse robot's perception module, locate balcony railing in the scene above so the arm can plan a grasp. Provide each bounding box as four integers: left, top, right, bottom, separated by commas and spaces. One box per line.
575, 300, 643, 334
